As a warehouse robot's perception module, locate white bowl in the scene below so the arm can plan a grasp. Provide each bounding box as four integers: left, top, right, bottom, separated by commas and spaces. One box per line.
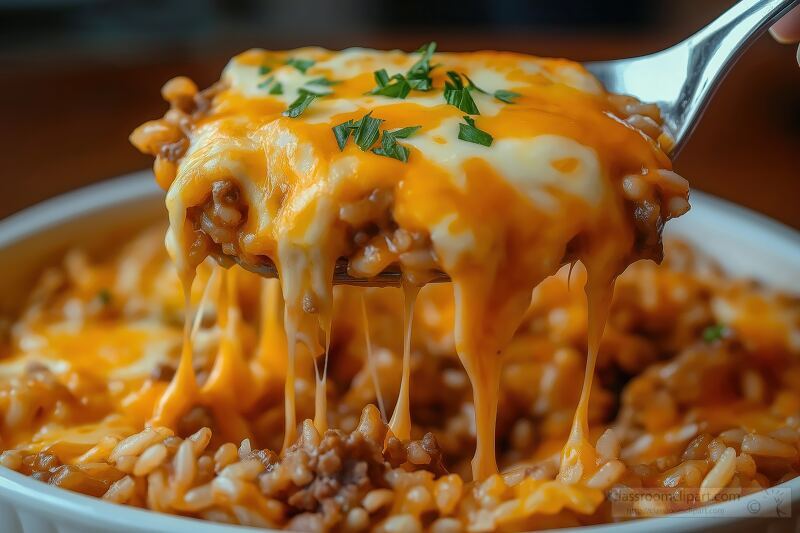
0, 172, 798, 532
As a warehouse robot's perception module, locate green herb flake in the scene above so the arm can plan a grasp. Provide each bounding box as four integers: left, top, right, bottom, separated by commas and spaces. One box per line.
331, 112, 384, 151
286, 57, 315, 74
257, 76, 274, 89
702, 324, 727, 343
372, 136, 410, 162
369, 71, 411, 99
258, 65, 272, 76
332, 119, 356, 151
463, 74, 486, 94
458, 116, 493, 146
373, 69, 390, 88
268, 81, 284, 95
465, 74, 521, 104
353, 112, 384, 151
366, 42, 436, 98
405, 41, 437, 91
372, 125, 421, 162
444, 71, 480, 115
386, 125, 421, 139
283, 92, 318, 118
333, 114, 420, 161
97, 289, 113, 306
493, 89, 522, 104
307, 77, 339, 86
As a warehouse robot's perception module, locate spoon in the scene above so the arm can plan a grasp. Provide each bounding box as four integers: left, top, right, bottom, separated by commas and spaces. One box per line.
223, 0, 799, 286
585, 0, 799, 157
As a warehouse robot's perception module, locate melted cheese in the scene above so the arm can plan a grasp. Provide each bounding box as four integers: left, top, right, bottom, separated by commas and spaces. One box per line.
387, 283, 419, 441
132, 46, 688, 482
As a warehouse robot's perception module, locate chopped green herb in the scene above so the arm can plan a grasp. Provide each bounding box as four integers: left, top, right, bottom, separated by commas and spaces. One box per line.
373, 135, 410, 162
464, 74, 522, 104
286, 57, 315, 74
458, 116, 493, 146
257, 76, 285, 95
283, 91, 318, 118
365, 43, 437, 98
369, 69, 411, 99
257, 76, 274, 89
493, 89, 522, 104
333, 113, 420, 161
332, 119, 357, 151
353, 112, 384, 151
444, 71, 480, 115
331, 112, 384, 151
405, 42, 437, 91
385, 125, 421, 139
307, 77, 339, 86
373, 69, 390, 87
372, 126, 421, 162
446, 71, 464, 87
258, 65, 272, 75
702, 324, 727, 343
97, 288, 112, 306
463, 74, 485, 93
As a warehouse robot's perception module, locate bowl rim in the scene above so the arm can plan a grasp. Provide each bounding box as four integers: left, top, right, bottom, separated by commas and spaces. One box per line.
0, 171, 798, 532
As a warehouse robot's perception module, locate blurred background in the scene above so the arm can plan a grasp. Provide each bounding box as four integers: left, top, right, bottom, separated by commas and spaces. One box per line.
0, 0, 798, 228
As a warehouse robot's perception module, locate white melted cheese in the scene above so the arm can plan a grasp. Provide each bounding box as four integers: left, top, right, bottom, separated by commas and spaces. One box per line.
406, 118, 603, 209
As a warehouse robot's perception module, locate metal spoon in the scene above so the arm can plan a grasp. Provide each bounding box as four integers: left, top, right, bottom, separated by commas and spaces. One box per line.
223, 0, 799, 286
215, 253, 444, 287
585, 0, 799, 157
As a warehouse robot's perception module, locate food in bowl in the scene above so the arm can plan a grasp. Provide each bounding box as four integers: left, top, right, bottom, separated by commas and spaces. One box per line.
0, 44, 796, 532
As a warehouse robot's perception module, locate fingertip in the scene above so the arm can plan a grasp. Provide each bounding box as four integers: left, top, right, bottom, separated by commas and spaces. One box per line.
771, 6, 800, 43
770, 27, 795, 44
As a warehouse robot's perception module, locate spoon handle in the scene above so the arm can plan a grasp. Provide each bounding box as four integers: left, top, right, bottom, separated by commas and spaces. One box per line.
667, 0, 800, 148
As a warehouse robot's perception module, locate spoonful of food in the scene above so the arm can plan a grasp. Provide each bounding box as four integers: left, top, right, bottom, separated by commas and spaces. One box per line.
219, 0, 799, 287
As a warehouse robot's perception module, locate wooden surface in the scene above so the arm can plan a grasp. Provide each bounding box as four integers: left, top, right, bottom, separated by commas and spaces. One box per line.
0, 32, 798, 229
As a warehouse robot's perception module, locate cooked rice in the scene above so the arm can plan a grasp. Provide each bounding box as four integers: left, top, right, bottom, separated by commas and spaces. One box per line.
0, 228, 798, 530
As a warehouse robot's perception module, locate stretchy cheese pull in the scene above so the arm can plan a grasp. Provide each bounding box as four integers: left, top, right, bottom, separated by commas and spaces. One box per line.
150, 278, 197, 428
388, 283, 420, 441
559, 268, 616, 483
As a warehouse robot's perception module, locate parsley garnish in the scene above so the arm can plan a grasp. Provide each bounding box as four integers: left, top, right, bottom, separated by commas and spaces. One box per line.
383, 125, 421, 139
282, 79, 337, 116
333, 112, 384, 151
333, 120, 356, 151
258, 65, 272, 76
365, 42, 436, 97
464, 74, 522, 104
257, 76, 274, 89
257, 76, 285, 95
374, 69, 390, 87
702, 324, 727, 343
283, 91, 318, 118
333, 113, 420, 162
458, 116, 493, 146
286, 57, 315, 74
372, 126, 421, 162
444, 71, 480, 115
406, 42, 437, 90
97, 288, 112, 306
369, 69, 411, 99
494, 89, 522, 104
353, 112, 384, 150
307, 77, 339, 86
